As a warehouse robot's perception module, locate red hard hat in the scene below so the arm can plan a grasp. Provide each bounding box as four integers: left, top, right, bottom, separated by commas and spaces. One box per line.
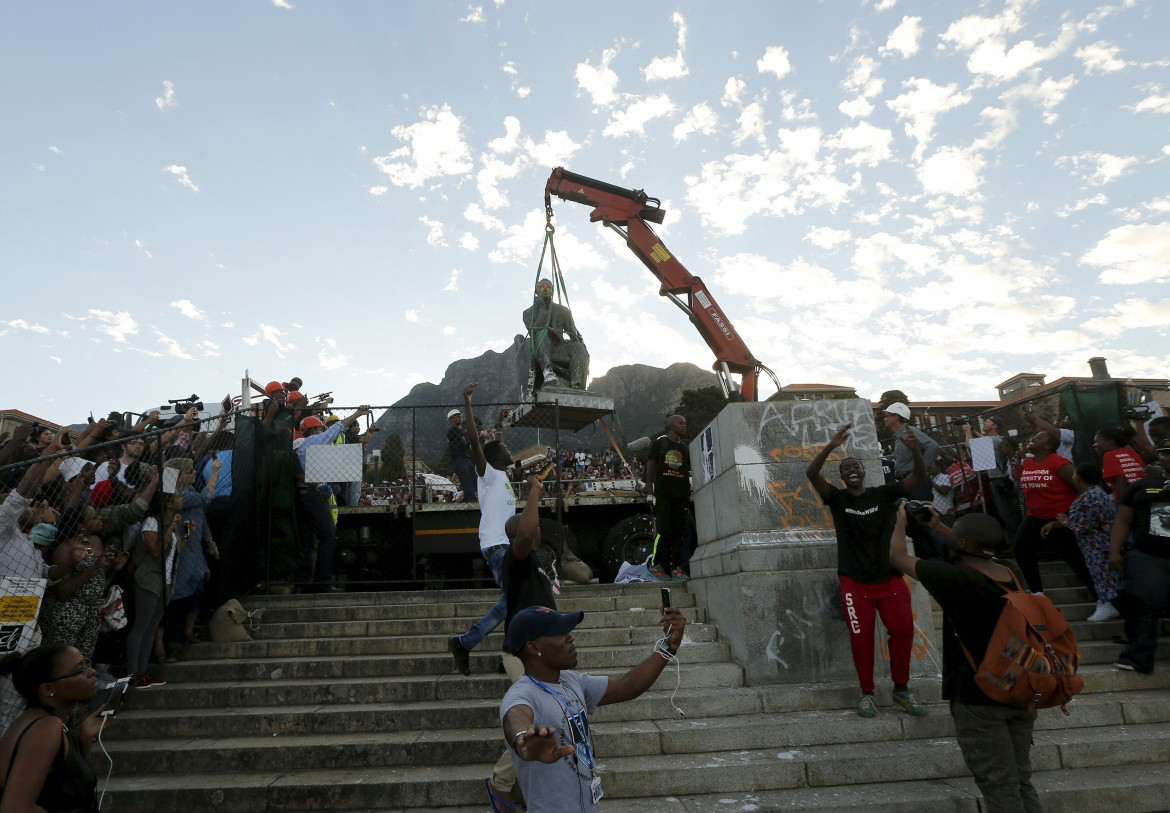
300, 416, 326, 432
264, 381, 284, 395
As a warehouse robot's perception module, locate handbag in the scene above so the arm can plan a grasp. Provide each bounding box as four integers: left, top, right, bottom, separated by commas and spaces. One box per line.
99, 584, 128, 632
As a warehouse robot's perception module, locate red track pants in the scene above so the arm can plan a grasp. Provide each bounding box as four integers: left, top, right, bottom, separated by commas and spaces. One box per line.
839, 574, 914, 694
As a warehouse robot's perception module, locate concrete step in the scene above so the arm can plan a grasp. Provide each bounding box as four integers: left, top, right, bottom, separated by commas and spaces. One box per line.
97, 729, 1170, 812
100, 693, 1170, 776
120, 660, 747, 711
180, 621, 719, 660
242, 582, 692, 612
253, 605, 706, 640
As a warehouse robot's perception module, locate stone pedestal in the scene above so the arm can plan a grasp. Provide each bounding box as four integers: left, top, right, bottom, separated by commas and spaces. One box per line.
687, 399, 940, 687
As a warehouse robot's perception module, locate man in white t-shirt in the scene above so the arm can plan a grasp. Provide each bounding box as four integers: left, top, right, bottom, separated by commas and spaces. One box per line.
92, 436, 146, 490
449, 382, 518, 676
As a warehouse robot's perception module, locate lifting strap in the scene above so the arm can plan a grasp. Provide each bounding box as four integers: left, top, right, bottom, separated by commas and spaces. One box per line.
526, 225, 572, 357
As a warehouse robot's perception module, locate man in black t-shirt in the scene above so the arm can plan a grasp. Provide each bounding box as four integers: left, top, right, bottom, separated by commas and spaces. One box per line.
446, 408, 477, 502
806, 422, 927, 718
1109, 443, 1170, 674
643, 415, 692, 582
485, 475, 558, 812
889, 505, 1043, 813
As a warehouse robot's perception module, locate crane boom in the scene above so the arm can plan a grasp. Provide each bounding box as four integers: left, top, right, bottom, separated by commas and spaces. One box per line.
544, 166, 775, 401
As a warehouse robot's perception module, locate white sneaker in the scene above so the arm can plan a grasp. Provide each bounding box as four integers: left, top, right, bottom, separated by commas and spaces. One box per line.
1088, 601, 1120, 623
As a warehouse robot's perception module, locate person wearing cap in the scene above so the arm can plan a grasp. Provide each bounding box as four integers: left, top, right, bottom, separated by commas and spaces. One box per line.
806, 422, 930, 719
292, 406, 371, 592
889, 505, 1043, 813
500, 602, 685, 813
448, 383, 517, 676
446, 406, 477, 502
1109, 441, 1170, 675
881, 402, 939, 501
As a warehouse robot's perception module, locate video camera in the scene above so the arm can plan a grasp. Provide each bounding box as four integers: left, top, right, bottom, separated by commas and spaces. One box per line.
151, 394, 204, 430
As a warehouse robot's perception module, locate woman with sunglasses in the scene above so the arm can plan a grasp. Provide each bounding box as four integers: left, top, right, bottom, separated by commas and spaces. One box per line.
0, 644, 103, 812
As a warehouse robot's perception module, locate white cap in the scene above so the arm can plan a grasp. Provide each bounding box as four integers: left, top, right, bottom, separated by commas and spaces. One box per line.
59, 457, 88, 482
883, 402, 911, 420
447, 409, 461, 419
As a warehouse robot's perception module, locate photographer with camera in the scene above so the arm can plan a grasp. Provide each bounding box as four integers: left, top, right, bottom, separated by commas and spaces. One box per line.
806, 423, 930, 718
888, 504, 1044, 813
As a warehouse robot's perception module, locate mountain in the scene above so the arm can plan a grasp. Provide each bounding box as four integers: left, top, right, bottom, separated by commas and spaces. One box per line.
370, 336, 718, 466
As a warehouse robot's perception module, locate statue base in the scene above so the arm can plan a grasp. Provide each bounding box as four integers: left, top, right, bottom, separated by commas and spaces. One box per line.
509, 389, 615, 432
686, 399, 941, 687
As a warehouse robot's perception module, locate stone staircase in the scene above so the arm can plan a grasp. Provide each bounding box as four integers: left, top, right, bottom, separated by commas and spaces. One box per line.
97, 564, 1170, 812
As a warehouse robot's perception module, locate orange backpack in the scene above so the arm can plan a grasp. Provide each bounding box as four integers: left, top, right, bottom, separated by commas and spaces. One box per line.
957, 568, 1084, 713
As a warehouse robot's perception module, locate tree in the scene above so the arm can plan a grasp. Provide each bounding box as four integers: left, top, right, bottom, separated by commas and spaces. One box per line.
673, 386, 726, 439
878, 389, 910, 409
379, 433, 406, 481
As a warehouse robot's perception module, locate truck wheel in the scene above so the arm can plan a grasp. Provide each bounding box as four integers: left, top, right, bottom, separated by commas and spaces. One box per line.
602, 513, 656, 578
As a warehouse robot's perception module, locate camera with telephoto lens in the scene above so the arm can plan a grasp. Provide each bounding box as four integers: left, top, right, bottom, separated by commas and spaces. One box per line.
902, 499, 935, 525
1123, 404, 1153, 421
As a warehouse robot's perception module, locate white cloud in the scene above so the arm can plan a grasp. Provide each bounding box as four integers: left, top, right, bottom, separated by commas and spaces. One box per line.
133, 238, 152, 259
940, 7, 1078, 83
196, 340, 219, 357
838, 56, 883, 119
318, 348, 348, 370
1144, 195, 1170, 214
1076, 41, 1127, 74
756, 45, 793, 79
156, 331, 194, 360
489, 209, 608, 269
459, 232, 479, 251
918, 147, 985, 197
170, 299, 206, 320
420, 215, 448, 247
1082, 222, 1170, 284
88, 309, 138, 342
460, 5, 484, 23
1055, 193, 1108, 217
271, 0, 293, 9
48, 145, 62, 155
164, 165, 198, 192
1083, 297, 1170, 337
373, 104, 473, 188
829, 121, 893, 167
488, 116, 522, 154
643, 12, 689, 81
369, 185, 388, 196
874, 0, 897, 10
155, 80, 176, 111
242, 323, 294, 356
887, 78, 971, 159
805, 226, 851, 249
444, 269, 459, 292
476, 153, 525, 210
405, 310, 421, 323
464, 202, 505, 232
442, 326, 457, 336
523, 130, 581, 167
673, 103, 718, 142
715, 254, 838, 308
882, 16, 923, 58
721, 77, 746, 107
1057, 151, 1138, 186
576, 47, 620, 108
732, 103, 767, 147
4, 319, 49, 334
602, 94, 677, 138
1133, 86, 1170, 114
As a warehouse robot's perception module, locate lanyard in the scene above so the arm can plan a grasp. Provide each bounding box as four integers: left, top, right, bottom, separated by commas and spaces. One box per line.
527, 676, 596, 772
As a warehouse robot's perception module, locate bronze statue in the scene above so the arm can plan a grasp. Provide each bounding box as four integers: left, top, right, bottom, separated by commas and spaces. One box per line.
522, 278, 589, 390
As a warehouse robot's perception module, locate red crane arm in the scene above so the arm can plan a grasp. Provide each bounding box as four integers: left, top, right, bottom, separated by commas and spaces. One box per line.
545, 166, 763, 400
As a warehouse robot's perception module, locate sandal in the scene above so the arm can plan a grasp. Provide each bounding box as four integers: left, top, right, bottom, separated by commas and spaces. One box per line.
484, 778, 516, 813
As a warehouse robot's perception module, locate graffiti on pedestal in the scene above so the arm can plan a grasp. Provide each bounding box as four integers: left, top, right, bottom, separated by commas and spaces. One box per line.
764, 579, 842, 670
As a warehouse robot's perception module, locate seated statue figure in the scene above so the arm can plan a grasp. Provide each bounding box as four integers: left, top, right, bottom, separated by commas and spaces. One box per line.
522, 278, 590, 390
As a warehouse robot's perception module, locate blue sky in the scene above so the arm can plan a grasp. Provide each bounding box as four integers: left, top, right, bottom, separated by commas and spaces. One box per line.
3, 0, 1168, 425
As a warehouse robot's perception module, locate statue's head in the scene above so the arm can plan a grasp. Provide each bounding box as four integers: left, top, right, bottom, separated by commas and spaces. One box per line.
535, 278, 554, 303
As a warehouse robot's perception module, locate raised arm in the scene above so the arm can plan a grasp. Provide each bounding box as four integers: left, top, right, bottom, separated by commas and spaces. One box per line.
510, 477, 544, 561
463, 383, 488, 476
805, 423, 851, 500
599, 606, 686, 706
889, 503, 918, 580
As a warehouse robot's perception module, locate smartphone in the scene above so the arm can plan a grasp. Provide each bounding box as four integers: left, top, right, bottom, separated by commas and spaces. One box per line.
660, 587, 671, 609
101, 677, 132, 717
221, 395, 233, 414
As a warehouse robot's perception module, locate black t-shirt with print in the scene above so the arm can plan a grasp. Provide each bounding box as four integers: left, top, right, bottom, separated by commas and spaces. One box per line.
650, 435, 690, 500
1121, 474, 1170, 558
822, 483, 904, 583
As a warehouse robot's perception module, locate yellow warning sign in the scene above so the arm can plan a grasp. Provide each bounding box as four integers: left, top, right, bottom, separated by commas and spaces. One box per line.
649, 243, 671, 263
0, 595, 40, 623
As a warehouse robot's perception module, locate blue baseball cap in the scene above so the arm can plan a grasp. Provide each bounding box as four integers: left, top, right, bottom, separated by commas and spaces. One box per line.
505, 607, 583, 655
